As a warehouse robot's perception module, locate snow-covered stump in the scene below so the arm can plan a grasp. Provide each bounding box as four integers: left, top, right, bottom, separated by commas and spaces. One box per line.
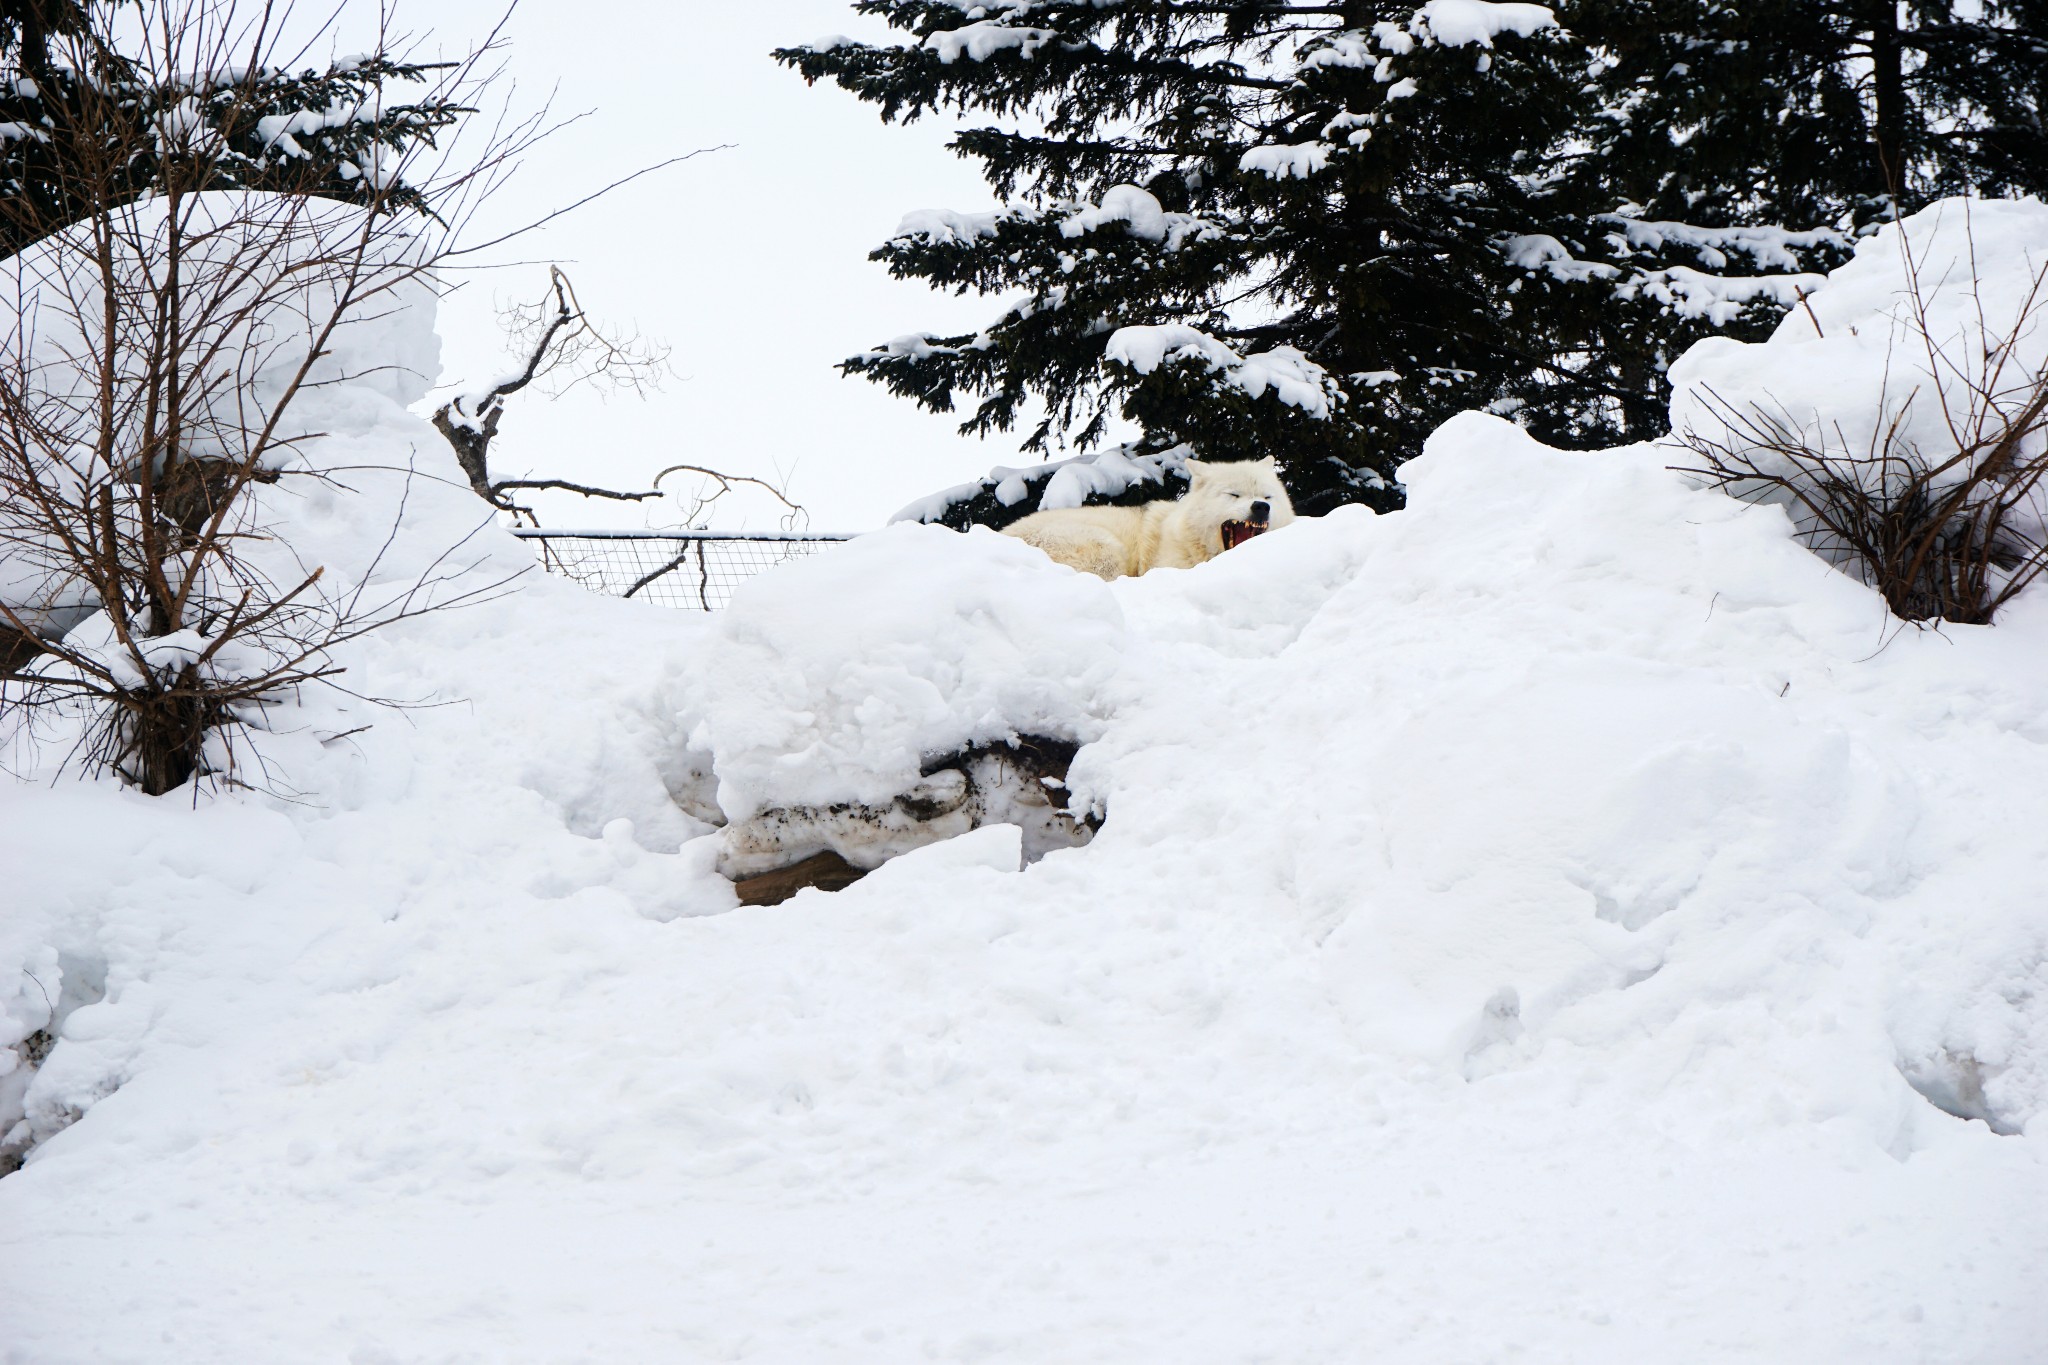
663, 525, 1122, 897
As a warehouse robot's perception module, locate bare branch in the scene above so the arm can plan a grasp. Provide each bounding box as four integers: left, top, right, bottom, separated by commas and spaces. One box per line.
431, 264, 806, 532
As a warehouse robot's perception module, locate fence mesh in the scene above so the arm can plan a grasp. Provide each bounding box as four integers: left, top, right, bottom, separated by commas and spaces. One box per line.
512, 530, 854, 611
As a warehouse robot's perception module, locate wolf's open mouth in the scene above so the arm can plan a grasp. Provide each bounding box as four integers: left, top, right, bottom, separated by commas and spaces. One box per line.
1220, 520, 1266, 551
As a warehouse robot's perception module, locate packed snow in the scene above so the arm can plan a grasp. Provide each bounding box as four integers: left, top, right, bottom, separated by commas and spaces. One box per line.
890, 443, 1191, 526
924, 21, 1059, 65
1238, 142, 1333, 180
3, 197, 2047, 1362
1106, 324, 1337, 418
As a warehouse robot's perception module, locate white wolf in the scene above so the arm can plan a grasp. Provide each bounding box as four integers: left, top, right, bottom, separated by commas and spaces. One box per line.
1001, 457, 1296, 580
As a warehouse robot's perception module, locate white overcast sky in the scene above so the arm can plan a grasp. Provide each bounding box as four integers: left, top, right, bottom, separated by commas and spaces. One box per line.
409, 0, 1044, 531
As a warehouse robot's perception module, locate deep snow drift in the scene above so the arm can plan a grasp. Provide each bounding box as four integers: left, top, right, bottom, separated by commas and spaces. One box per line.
3, 201, 2047, 1363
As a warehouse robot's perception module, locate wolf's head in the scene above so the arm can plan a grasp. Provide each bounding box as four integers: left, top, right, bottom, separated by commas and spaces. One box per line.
1179, 457, 1296, 557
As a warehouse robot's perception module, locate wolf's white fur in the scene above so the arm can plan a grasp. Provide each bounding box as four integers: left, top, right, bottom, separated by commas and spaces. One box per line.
1000, 457, 1296, 580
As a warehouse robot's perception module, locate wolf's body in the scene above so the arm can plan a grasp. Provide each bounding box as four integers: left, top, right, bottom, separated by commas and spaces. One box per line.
1001, 458, 1295, 580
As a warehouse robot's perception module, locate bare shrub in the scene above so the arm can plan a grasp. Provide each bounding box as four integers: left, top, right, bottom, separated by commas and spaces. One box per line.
0, 0, 571, 793
1673, 220, 2048, 625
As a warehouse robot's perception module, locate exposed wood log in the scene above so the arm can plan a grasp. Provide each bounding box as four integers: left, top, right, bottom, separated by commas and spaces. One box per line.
733, 850, 868, 907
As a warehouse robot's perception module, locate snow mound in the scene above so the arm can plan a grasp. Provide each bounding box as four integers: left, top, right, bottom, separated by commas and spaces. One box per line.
3, 192, 438, 458
669, 523, 1123, 824
4, 198, 2047, 1360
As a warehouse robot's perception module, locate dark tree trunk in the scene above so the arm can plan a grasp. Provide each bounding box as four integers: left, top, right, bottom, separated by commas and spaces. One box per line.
431, 403, 501, 499
1861, 1, 1908, 201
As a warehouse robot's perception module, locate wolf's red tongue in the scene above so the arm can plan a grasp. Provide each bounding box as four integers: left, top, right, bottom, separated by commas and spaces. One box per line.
1221, 520, 1263, 550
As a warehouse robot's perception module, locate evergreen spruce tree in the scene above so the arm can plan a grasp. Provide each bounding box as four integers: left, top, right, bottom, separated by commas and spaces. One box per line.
1578, 2, 2048, 228
779, 2, 2046, 519
0, 1, 468, 253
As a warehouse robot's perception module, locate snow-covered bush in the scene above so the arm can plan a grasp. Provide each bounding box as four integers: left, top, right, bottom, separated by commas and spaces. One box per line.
0, 187, 477, 790
0, 2, 541, 793
1669, 199, 2048, 623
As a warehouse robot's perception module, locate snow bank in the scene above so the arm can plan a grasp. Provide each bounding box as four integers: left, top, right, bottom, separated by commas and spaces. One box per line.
3, 199, 2047, 1361
0, 192, 544, 1171
0, 192, 438, 457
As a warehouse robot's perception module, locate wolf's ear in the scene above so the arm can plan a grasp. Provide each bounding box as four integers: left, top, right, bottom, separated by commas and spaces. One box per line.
1183, 458, 1209, 484
1258, 456, 1279, 470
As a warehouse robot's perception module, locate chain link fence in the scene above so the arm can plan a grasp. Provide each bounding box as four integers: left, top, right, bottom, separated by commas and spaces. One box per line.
511, 529, 855, 611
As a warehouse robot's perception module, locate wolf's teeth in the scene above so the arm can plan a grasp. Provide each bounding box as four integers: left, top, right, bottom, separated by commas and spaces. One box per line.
1220, 519, 1263, 550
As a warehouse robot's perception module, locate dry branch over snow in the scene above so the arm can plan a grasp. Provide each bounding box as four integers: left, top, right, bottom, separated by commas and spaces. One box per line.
1670, 200, 2048, 625
430, 246, 807, 532
432, 265, 674, 524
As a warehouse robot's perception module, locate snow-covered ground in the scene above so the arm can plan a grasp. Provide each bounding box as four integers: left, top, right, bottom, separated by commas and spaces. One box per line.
4, 203, 2047, 1363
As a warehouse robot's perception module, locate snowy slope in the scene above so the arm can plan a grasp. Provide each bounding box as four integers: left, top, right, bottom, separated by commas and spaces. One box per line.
4, 203, 2048, 1363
